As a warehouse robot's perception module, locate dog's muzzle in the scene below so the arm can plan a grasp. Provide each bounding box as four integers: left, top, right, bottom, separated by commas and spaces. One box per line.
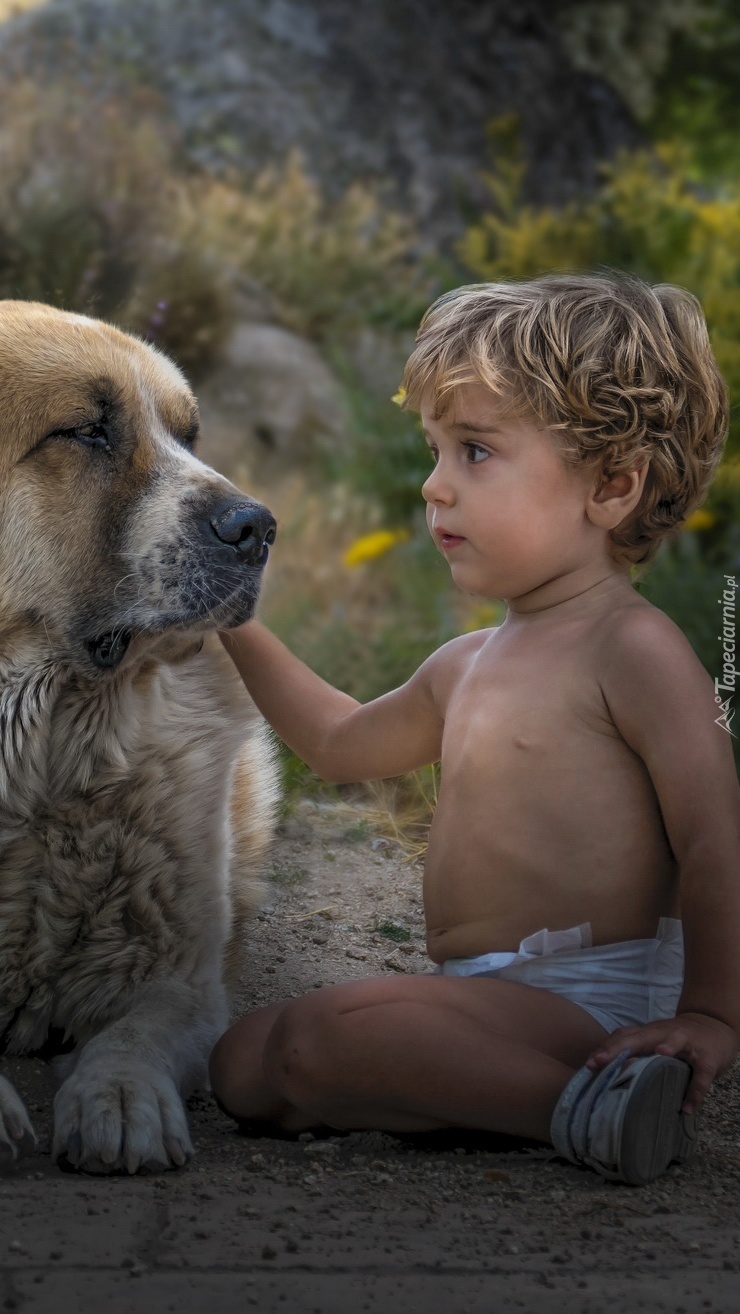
85, 499, 277, 670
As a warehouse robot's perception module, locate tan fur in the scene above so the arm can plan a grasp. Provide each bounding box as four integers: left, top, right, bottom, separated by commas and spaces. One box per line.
0, 302, 279, 1173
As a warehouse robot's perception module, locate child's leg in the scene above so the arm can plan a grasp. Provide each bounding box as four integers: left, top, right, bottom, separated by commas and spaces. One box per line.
209, 975, 609, 1141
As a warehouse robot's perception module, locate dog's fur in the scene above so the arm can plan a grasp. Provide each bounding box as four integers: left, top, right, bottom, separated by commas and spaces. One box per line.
0, 301, 279, 1173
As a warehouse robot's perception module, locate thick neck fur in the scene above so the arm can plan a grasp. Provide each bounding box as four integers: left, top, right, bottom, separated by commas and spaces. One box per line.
0, 651, 147, 819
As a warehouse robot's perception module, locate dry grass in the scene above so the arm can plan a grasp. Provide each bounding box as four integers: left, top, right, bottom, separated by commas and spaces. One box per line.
359, 769, 440, 862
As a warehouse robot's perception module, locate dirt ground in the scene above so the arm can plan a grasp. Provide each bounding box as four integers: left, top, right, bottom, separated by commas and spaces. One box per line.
2, 798, 740, 1314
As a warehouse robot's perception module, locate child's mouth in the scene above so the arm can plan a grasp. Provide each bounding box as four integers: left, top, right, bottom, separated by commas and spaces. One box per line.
437, 530, 466, 550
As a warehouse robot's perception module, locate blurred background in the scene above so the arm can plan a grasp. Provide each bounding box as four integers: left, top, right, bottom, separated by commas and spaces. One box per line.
0, 0, 737, 799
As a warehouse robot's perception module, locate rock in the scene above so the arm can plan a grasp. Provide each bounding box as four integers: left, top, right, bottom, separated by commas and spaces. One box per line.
384, 954, 409, 973
0, 0, 641, 251
196, 322, 347, 483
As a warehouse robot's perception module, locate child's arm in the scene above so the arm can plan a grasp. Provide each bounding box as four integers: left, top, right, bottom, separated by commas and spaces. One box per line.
585, 606, 740, 1113
219, 619, 461, 782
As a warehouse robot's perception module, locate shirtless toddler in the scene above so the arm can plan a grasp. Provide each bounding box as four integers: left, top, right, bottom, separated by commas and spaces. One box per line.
211, 273, 740, 1185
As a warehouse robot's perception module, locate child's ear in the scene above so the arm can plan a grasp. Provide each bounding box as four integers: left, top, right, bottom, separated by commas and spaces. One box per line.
586, 463, 651, 532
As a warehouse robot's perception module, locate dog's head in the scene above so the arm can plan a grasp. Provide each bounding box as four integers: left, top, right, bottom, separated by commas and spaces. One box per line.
0, 301, 276, 674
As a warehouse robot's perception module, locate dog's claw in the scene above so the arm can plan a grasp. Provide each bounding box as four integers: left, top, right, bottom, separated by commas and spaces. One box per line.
164, 1136, 189, 1167
13, 1128, 38, 1160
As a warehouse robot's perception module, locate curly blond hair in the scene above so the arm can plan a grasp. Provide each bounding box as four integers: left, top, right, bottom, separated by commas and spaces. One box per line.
401, 273, 729, 566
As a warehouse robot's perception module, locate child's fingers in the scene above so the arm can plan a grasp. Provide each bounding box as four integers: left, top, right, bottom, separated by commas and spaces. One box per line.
682, 1061, 713, 1115
587, 1032, 717, 1115
585, 1023, 686, 1070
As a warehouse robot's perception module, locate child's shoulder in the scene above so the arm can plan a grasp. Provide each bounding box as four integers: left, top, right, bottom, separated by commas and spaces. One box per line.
595, 595, 704, 670
430, 627, 497, 668
594, 595, 716, 718
417, 626, 495, 699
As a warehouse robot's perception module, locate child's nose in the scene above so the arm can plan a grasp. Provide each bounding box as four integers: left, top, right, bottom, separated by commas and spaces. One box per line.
422, 464, 455, 505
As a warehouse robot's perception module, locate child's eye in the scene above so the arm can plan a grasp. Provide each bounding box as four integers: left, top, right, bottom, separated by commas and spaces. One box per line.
464, 442, 489, 464
426, 444, 439, 464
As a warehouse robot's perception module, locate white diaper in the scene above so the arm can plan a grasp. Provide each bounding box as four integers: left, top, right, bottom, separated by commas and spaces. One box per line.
432, 917, 684, 1034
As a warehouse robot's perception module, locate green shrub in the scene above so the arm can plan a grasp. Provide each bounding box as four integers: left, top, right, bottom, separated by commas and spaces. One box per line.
460, 128, 740, 459
193, 154, 429, 347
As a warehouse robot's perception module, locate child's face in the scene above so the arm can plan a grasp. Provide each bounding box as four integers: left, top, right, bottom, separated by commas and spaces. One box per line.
420, 383, 612, 602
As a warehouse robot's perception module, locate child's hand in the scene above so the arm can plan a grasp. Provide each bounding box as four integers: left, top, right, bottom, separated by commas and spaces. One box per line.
584, 1012, 739, 1115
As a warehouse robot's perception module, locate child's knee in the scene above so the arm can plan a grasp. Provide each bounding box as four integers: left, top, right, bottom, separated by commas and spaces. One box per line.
262, 996, 342, 1106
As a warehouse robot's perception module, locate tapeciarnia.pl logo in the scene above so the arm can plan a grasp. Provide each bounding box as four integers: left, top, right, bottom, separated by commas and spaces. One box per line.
715, 573, 737, 737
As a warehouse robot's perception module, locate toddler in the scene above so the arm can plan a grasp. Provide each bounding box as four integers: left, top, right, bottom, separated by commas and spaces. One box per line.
210, 273, 740, 1185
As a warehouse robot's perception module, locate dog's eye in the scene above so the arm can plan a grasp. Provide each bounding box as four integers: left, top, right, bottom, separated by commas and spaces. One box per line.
177, 422, 200, 450
75, 422, 109, 450
46, 421, 110, 452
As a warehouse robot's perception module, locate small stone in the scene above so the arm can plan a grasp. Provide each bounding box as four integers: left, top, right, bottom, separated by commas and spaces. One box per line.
311, 934, 329, 945
346, 948, 367, 960
262, 1244, 277, 1260
8, 1241, 26, 1254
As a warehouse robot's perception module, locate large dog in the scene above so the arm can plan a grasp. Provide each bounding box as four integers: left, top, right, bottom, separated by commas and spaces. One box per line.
0, 301, 278, 1173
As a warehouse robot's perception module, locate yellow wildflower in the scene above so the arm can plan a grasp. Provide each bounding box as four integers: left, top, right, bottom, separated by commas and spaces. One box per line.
342, 529, 410, 568
391, 386, 406, 407
682, 508, 716, 532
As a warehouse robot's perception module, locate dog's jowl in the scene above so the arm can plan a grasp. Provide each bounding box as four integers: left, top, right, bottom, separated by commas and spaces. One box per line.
0, 301, 279, 1173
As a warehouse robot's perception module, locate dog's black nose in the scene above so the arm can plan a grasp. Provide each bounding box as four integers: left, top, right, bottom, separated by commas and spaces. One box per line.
210, 501, 277, 565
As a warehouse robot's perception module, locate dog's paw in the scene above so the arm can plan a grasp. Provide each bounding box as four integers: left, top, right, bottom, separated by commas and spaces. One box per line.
0, 1074, 37, 1167
52, 1064, 194, 1175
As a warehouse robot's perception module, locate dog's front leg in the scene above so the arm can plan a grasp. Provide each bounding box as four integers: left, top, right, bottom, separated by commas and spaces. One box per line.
52, 977, 227, 1174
